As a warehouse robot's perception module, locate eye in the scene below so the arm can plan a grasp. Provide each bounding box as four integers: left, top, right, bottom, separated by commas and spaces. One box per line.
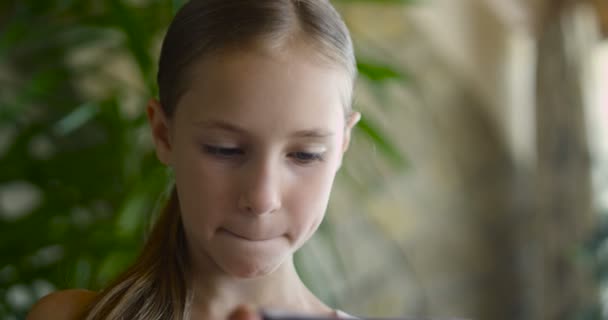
203, 145, 244, 158
289, 151, 325, 164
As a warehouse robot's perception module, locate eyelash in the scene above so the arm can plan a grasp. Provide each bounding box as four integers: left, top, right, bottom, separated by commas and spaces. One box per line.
203, 145, 244, 157
202, 145, 325, 164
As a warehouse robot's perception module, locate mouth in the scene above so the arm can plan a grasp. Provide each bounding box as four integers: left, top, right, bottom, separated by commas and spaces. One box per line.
218, 228, 280, 242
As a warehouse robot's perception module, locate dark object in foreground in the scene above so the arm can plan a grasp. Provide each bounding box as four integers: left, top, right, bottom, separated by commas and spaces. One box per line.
261, 310, 467, 320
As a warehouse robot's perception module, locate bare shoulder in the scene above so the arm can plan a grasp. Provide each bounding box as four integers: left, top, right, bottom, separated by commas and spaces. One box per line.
26, 289, 97, 320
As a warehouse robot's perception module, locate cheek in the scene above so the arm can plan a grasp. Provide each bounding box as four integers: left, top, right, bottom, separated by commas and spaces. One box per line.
172, 143, 235, 232
286, 164, 338, 238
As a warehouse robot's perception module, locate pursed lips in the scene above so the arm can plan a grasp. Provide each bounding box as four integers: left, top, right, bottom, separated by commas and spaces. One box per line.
219, 227, 281, 242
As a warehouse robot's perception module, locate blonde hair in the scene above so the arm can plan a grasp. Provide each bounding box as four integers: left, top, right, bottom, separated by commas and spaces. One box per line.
85, 1, 355, 319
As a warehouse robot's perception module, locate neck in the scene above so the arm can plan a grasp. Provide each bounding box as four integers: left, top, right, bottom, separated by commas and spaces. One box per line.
188, 252, 332, 319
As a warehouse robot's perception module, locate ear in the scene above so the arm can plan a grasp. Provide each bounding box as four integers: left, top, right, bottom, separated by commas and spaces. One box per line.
336, 111, 360, 170
146, 98, 173, 166
342, 111, 361, 154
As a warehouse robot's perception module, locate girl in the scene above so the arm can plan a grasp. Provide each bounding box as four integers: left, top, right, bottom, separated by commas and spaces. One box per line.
27, 0, 360, 319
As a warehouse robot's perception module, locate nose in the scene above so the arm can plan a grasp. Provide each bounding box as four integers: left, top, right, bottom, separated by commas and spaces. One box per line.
238, 157, 282, 215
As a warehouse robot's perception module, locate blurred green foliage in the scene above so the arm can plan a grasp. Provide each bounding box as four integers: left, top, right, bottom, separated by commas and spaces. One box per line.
0, 0, 408, 318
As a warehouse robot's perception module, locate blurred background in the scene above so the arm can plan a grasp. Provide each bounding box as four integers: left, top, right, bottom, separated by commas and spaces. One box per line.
1, 0, 608, 319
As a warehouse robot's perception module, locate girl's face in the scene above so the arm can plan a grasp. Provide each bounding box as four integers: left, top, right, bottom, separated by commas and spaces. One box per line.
148, 47, 359, 278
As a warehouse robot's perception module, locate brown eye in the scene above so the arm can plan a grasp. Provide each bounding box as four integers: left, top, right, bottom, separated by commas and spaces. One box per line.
203, 145, 244, 158
290, 152, 324, 164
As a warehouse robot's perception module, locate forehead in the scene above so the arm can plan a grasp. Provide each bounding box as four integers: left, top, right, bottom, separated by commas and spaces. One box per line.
174, 48, 350, 132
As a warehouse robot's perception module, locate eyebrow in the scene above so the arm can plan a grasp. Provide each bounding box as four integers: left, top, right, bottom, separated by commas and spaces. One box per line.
193, 120, 335, 138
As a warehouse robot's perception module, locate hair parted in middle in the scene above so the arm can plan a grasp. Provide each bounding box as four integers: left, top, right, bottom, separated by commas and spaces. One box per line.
84, 1, 357, 319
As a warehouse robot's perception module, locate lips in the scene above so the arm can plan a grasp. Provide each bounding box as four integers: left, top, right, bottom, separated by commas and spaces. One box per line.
219, 228, 280, 242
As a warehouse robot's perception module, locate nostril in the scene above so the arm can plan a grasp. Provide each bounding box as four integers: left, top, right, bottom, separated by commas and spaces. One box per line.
237, 194, 280, 215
